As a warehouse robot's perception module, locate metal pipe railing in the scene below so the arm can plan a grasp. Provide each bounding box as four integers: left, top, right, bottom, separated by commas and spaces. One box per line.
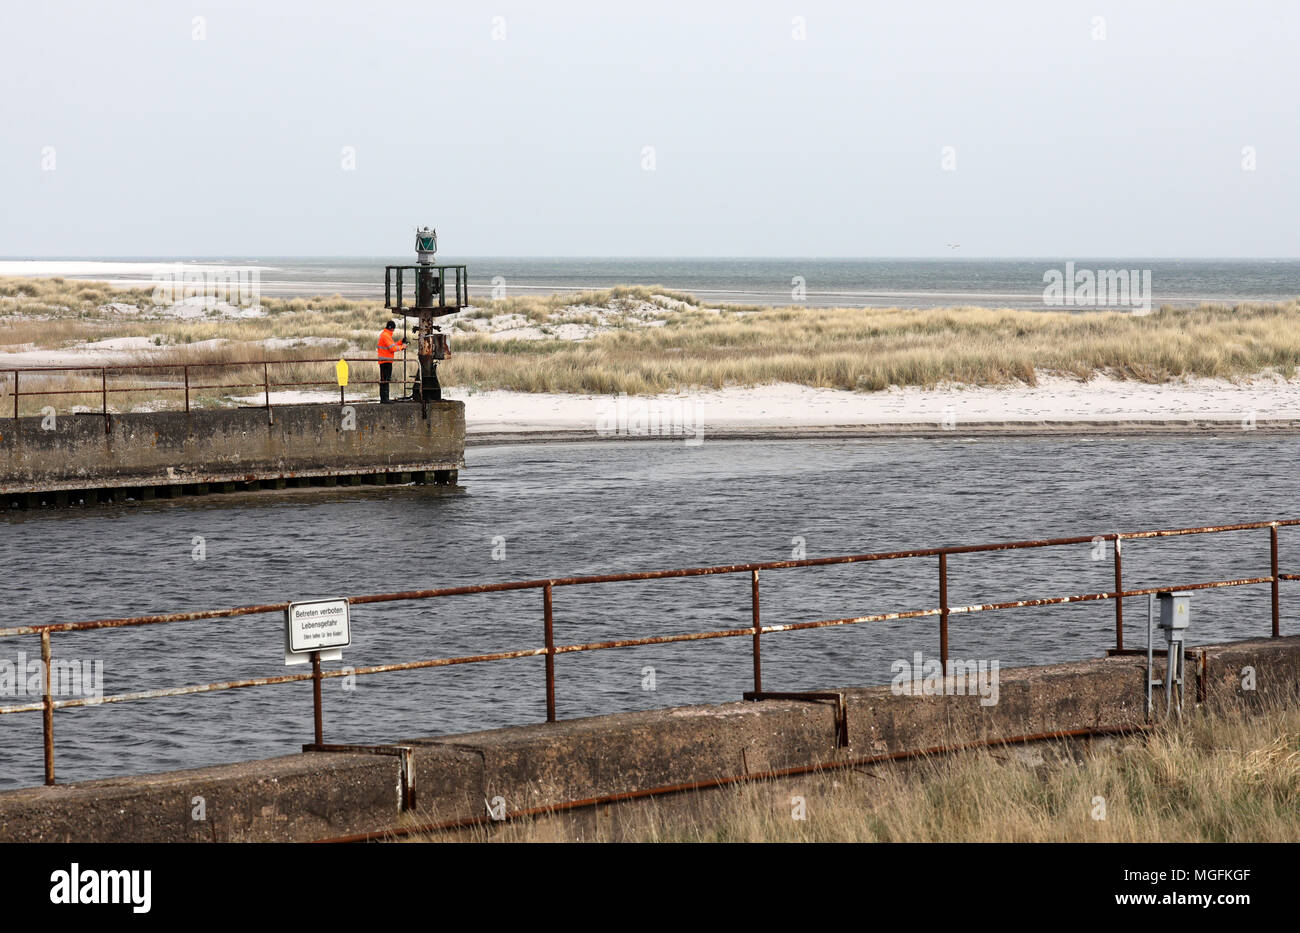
0, 518, 1292, 786
0, 356, 417, 418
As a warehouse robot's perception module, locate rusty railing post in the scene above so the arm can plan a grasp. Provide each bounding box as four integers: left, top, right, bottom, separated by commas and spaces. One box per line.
939, 553, 949, 669
544, 583, 556, 722
101, 367, 107, 419
11, 370, 17, 420
41, 630, 55, 785
1271, 523, 1280, 637
1113, 534, 1124, 651
751, 569, 762, 693
263, 361, 271, 411
183, 365, 190, 412
311, 650, 323, 745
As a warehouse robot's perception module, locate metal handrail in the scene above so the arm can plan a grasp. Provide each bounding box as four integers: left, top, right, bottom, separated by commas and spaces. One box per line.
0, 518, 1291, 785
1, 356, 421, 418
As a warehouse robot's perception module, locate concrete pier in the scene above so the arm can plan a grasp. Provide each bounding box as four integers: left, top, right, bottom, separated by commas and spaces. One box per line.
0, 635, 1294, 842
0, 400, 464, 506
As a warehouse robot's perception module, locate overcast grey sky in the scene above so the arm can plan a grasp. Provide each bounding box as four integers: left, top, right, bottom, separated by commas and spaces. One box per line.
1, 1, 1296, 257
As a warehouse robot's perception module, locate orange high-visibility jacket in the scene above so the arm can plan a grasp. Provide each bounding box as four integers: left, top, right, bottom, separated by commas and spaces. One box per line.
377, 329, 405, 361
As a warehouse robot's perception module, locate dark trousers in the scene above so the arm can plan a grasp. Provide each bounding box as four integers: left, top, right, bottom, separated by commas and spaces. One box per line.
379, 361, 393, 402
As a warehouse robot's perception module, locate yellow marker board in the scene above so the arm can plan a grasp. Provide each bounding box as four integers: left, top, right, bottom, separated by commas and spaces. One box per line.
336, 358, 349, 387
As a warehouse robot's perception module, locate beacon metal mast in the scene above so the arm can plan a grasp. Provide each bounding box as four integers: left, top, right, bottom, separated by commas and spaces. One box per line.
384, 227, 467, 411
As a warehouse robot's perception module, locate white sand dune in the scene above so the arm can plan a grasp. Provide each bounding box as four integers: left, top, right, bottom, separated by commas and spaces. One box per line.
450, 376, 1300, 437
0, 338, 229, 369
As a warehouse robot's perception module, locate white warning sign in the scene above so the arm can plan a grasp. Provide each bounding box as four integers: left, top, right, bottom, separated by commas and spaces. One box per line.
285, 598, 351, 659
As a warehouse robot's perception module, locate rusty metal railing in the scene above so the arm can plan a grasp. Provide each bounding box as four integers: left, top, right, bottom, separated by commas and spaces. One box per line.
0, 518, 1293, 786
0, 355, 425, 419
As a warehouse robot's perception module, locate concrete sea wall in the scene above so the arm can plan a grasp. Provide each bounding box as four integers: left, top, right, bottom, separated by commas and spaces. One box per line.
0, 400, 465, 500
0, 635, 1295, 842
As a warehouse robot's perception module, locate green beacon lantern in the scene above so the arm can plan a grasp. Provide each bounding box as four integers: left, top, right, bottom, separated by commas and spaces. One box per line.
416, 228, 438, 260
383, 227, 467, 411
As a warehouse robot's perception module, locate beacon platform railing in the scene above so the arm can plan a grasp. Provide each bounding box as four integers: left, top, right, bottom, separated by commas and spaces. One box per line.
0, 518, 1293, 785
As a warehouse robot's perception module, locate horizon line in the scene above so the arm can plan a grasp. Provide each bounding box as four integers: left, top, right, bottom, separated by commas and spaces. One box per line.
4, 255, 1300, 263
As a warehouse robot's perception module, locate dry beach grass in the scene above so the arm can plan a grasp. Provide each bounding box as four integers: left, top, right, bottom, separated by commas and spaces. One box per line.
3, 276, 1300, 412
451, 699, 1300, 843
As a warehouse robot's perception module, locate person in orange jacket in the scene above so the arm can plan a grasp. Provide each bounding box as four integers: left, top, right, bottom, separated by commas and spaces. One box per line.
377, 320, 406, 403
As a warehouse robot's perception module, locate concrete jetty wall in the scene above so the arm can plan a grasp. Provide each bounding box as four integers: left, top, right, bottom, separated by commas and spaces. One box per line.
0, 635, 1295, 842
0, 400, 464, 499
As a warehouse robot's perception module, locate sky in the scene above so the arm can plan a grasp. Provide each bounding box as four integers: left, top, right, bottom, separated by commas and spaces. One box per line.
1, 0, 1297, 258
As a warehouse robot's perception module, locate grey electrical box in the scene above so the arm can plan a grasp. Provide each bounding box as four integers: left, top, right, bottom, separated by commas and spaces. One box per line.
1157, 591, 1191, 638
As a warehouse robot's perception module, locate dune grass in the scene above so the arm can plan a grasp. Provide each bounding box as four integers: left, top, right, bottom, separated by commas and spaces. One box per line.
449, 699, 1300, 843
446, 300, 1300, 394
4, 276, 1300, 407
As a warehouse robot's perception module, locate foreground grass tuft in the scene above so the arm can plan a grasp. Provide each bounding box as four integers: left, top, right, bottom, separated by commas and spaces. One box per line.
451, 700, 1300, 842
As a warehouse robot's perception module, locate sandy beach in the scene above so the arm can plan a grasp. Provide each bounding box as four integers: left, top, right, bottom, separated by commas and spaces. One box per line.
447, 375, 1300, 443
